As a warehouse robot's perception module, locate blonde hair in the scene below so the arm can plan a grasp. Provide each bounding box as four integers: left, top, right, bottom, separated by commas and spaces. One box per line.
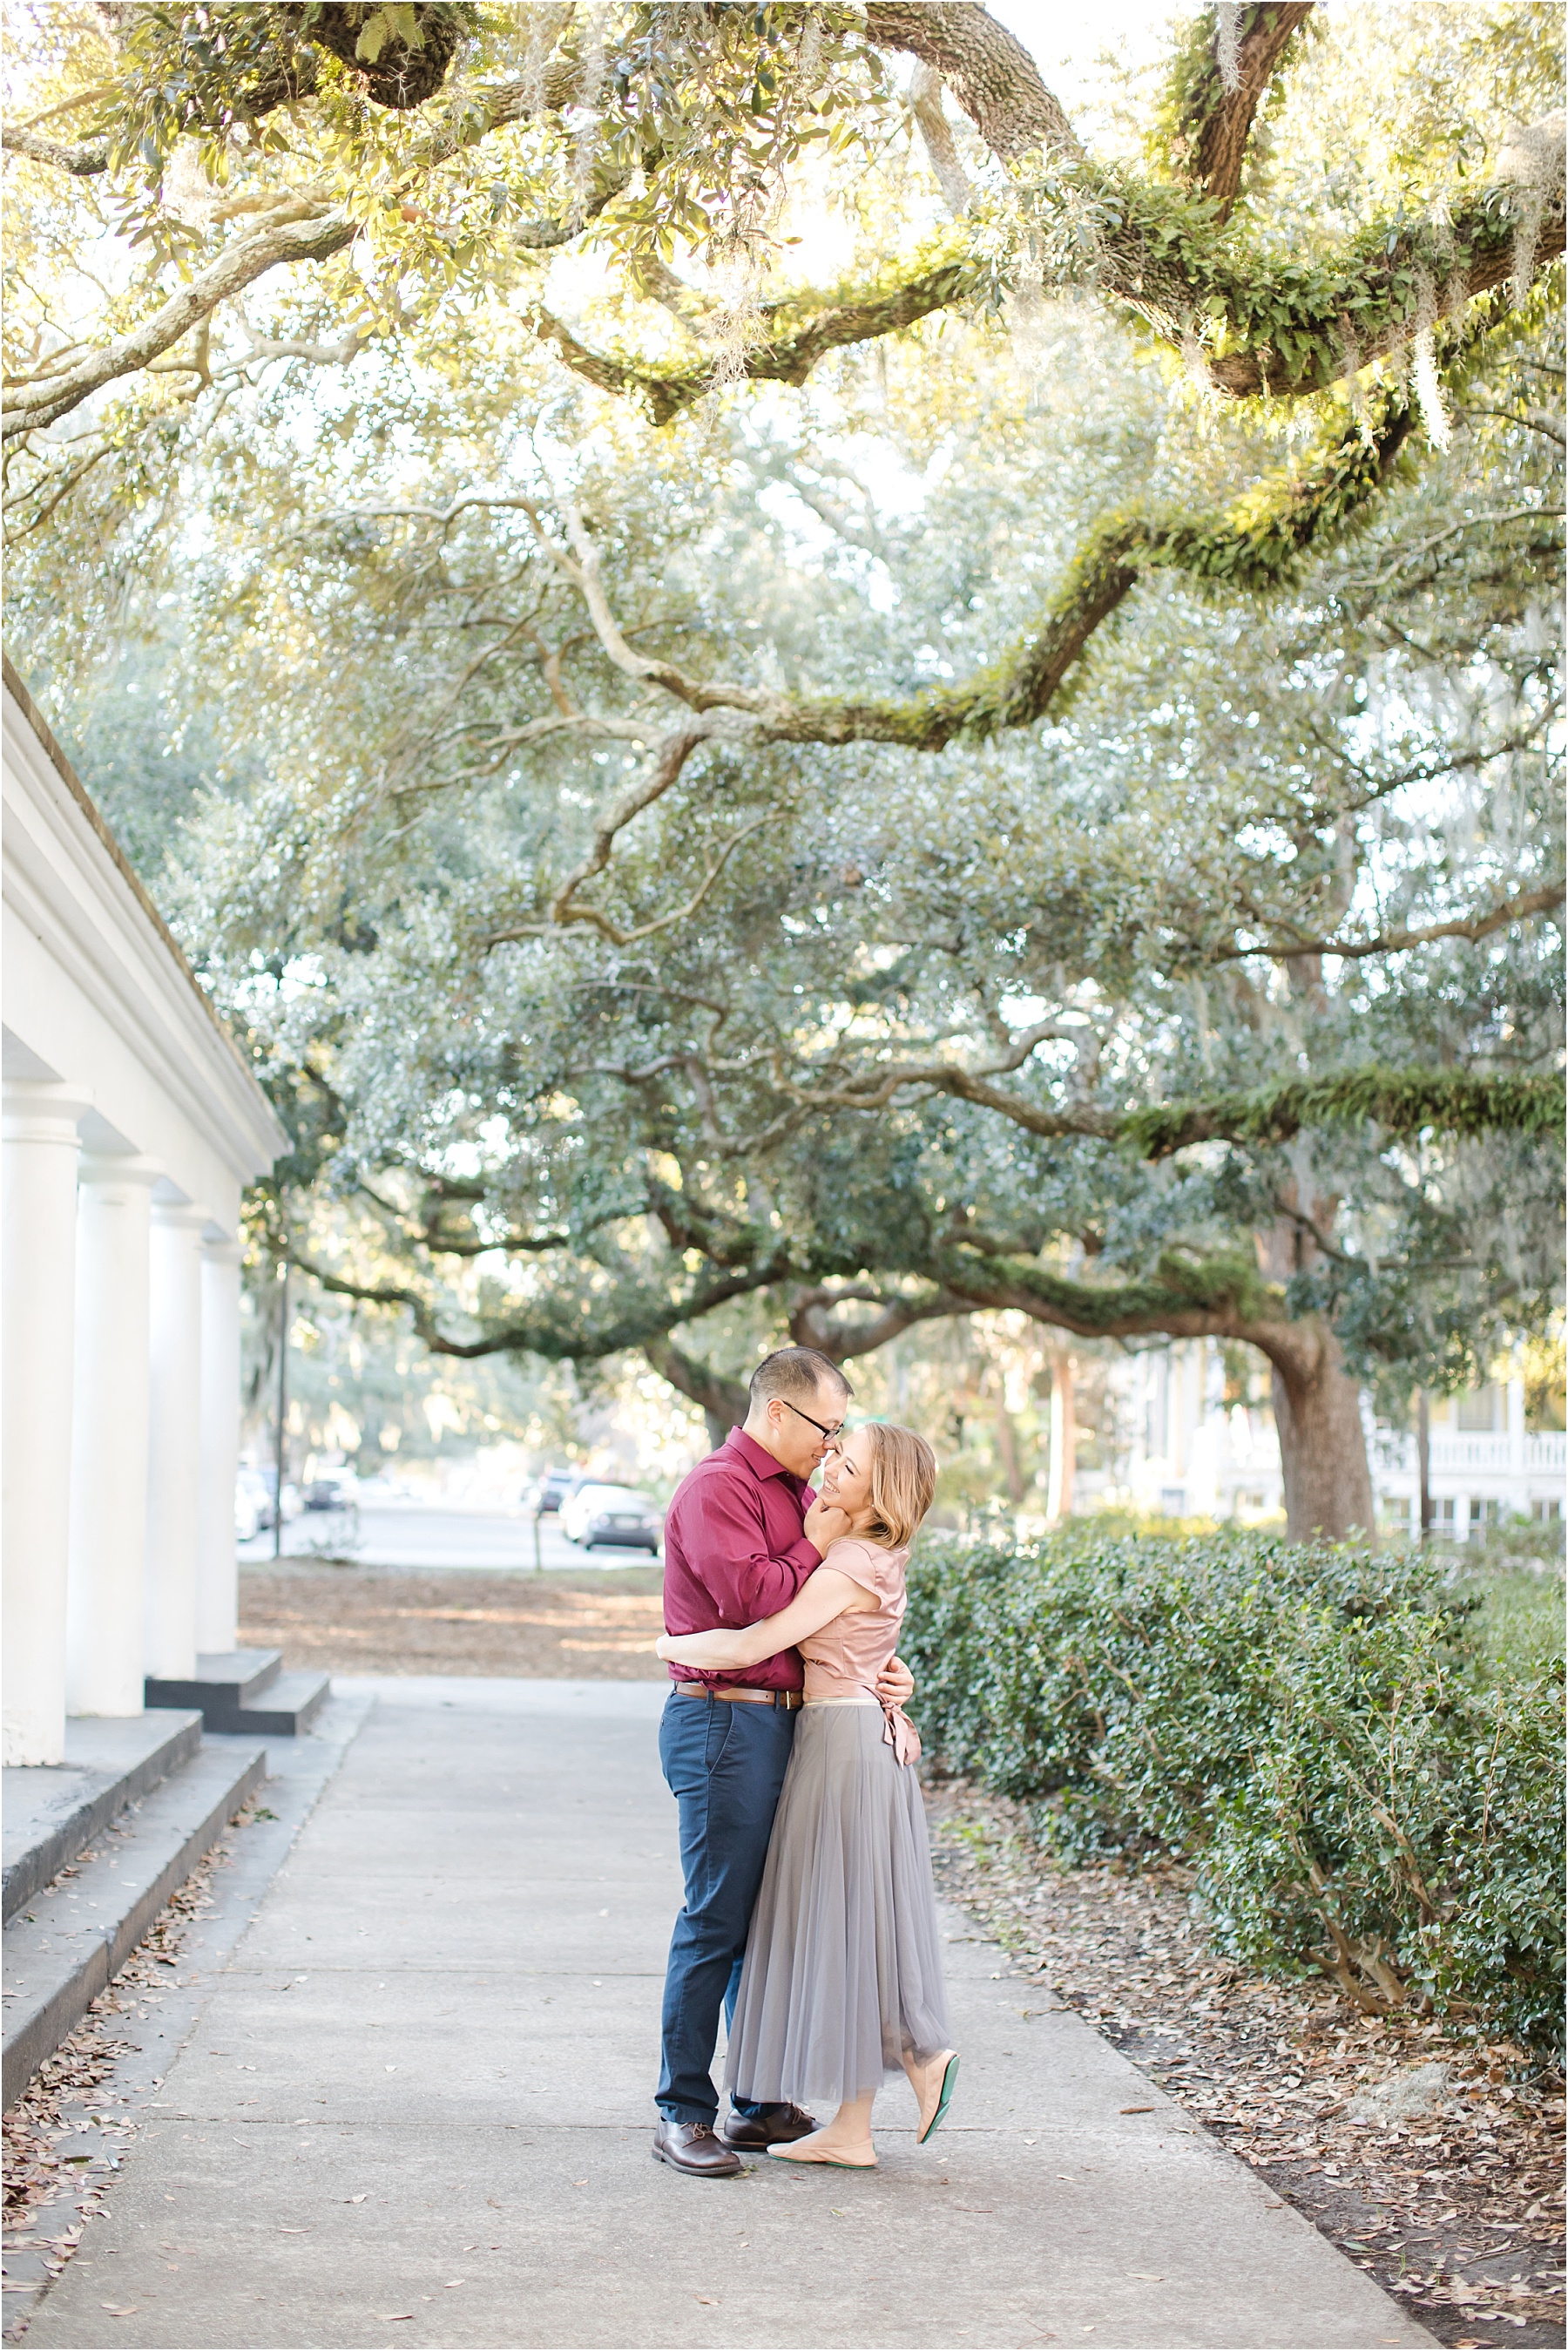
862, 1423, 937, 1550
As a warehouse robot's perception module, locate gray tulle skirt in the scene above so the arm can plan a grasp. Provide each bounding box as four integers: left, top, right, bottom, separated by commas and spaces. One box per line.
725, 1702, 951, 2107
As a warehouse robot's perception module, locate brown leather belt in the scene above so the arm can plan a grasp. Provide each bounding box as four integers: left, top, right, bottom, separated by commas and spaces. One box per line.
674, 1682, 804, 1711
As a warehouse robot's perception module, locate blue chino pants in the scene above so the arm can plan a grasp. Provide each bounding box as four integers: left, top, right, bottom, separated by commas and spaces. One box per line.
656, 1688, 797, 2124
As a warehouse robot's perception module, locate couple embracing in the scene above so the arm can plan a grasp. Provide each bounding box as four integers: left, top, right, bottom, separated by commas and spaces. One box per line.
651, 1346, 956, 2176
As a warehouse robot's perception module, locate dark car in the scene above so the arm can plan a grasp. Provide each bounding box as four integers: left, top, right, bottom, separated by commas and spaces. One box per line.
533, 1467, 584, 1516
560, 1482, 663, 1554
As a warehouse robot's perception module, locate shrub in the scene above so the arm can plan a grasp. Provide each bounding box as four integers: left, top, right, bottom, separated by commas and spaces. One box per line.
904, 1528, 1565, 2055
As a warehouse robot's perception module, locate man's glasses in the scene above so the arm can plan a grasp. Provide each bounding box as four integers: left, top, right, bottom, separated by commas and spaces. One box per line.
779, 1397, 845, 1444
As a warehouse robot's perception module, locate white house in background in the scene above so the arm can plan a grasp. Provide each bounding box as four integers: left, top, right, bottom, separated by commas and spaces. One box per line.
1076, 1339, 1288, 1521
1079, 1336, 1565, 1533
3, 654, 287, 1767
1373, 1386, 1565, 1538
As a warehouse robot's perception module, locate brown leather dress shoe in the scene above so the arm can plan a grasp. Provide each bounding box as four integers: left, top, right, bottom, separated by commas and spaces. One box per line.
720, 2103, 818, 2150
652, 2117, 743, 2177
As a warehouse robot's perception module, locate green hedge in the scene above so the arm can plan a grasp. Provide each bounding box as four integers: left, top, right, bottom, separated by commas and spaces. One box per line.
904, 1530, 1565, 2055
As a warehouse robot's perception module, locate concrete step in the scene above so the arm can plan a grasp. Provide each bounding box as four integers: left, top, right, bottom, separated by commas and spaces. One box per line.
221, 1668, 331, 1738
2, 1740, 266, 2105
144, 1646, 283, 1724
2, 1711, 203, 1924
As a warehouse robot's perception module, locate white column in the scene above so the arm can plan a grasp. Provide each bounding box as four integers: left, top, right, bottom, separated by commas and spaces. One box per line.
1508, 1377, 1526, 1481
196, 1236, 244, 1656
67, 1155, 162, 1717
144, 1199, 210, 1683
3, 1078, 91, 1765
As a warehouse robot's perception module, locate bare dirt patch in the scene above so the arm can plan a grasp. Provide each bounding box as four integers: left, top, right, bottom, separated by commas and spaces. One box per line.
240, 1561, 667, 1678
927, 1782, 1565, 2351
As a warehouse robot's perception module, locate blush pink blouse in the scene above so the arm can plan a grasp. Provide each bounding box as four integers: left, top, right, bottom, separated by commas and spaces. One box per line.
798, 1535, 921, 1764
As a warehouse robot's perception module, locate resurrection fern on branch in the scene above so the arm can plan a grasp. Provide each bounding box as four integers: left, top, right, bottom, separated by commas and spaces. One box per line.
1, 3, 1562, 440
1123, 1068, 1568, 1160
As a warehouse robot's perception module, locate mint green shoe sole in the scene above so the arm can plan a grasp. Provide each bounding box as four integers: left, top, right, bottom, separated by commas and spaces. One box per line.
919, 2054, 959, 2144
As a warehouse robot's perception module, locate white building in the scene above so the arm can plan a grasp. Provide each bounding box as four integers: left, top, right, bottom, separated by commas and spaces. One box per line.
1373, 1386, 1565, 1539
3, 656, 287, 1766
1082, 1338, 1565, 1534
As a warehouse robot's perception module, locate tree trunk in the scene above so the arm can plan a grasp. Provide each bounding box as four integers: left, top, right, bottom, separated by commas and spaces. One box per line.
992, 1387, 1024, 1505
1267, 1323, 1375, 1543
642, 1338, 748, 1453
1046, 1344, 1076, 1525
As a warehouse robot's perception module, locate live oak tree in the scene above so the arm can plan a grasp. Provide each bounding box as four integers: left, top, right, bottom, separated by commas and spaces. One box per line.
16, 270, 1559, 1534
271, 364, 1564, 1541
5, 3, 1563, 450
4, 3, 1563, 1535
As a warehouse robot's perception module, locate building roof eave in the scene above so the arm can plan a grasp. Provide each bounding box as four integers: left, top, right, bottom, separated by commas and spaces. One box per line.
2, 651, 291, 1179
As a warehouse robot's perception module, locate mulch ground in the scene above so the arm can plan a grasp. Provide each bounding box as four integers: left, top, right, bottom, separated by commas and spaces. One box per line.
239, 1562, 667, 1678
926, 1782, 1566, 2351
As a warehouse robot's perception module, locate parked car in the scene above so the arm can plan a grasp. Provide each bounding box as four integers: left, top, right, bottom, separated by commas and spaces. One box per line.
532, 1467, 585, 1516
303, 1472, 356, 1512
353, 1472, 402, 1504
236, 1466, 302, 1538
235, 1467, 273, 1540
559, 1482, 663, 1553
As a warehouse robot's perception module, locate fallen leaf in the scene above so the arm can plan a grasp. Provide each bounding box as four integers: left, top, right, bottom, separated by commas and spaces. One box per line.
100, 2307, 139, 2317
348, 2195, 368, 2205
279, 2226, 310, 2234
695, 2295, 717, 2305
1119, 2105, 1156, 2115
1126, 2272, 1164, 2281
376, 2315, 415, 2324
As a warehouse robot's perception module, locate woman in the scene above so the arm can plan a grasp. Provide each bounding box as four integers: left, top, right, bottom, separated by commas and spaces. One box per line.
656, 1423, 956, 2170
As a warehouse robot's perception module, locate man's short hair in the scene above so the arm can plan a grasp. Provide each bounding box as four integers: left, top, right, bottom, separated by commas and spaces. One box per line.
748, 1346, 853, 1413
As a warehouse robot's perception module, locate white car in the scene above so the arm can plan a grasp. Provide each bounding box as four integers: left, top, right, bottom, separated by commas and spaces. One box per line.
355, 1473, 406, 1504
235, 1467, 272, 1541
559, 1482, 663, 1553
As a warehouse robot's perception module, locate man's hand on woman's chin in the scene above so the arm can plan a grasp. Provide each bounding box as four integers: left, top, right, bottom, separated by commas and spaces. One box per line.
803, 1494, 853, 1555
875, 1654, 915, 1707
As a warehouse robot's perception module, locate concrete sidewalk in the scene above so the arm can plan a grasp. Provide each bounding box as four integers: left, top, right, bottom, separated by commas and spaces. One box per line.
26, 1678, 1434, 2350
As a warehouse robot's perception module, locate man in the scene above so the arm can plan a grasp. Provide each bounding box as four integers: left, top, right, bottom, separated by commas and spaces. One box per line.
652, 1345, 916, 2178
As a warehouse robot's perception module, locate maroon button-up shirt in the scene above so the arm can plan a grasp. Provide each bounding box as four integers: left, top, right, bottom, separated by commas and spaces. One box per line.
661, 1426, 822, 1690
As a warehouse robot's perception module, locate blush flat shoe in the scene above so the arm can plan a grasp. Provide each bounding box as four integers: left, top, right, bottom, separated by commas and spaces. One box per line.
917, 2051, 959, 2144
768, 2138, 877, 2169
